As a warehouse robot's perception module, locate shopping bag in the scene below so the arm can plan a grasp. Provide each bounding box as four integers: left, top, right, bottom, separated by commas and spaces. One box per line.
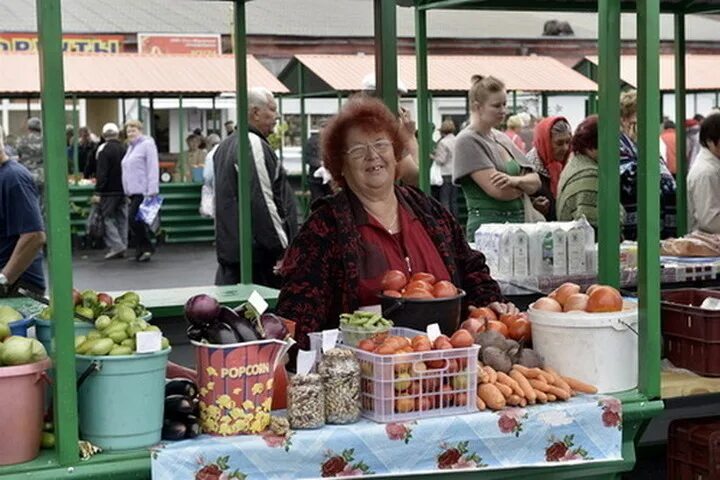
430, 163, 444, 187
199, 184, 214, 218
136, 195, 163, 234
86, 203, 104, 241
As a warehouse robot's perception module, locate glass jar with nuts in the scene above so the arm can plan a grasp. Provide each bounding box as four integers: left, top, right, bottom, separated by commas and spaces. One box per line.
287, 373, 325, 430
319, 347, 361, 424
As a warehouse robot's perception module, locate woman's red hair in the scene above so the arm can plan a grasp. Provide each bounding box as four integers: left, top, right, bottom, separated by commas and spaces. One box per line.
571, 115, 599, 155
321, 96, 409, 186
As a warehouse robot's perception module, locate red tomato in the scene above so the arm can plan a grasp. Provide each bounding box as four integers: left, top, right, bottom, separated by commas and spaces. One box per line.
382, 289, 402, 298
404, 289, 434, 300
432, 280, 457, 298
381, 270, 407, 291
405, 280, 433, 292
410, 272, 437, 285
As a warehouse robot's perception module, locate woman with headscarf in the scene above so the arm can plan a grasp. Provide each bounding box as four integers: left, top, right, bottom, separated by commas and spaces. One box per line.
527, 116, 572, 221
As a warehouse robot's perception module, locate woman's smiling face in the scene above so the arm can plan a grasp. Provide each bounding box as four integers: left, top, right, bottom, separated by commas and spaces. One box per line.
341, 126, 397, 196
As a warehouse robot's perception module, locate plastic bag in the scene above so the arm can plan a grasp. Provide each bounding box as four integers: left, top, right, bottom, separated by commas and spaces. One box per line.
86, 203, 104, 240
430, 163, 444, 187
136, 195, 163, 233
199, 184, 214, 218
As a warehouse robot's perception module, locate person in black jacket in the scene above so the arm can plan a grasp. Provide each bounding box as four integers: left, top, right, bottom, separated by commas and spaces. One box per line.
213, 87, 299, 287
91, 123, 128, 260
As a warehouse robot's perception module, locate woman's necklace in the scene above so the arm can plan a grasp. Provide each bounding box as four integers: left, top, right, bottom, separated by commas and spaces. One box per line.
364, 207, 399, 234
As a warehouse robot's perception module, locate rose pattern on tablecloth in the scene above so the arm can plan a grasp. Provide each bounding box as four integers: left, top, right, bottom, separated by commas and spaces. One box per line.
320, 448, 374, 477
497, 408, 528, 437
261, 430, 294, 451
194, 455, 246, 480
385, 422, 414, 443
545, 435, 592, 462
437, 441, 487, 470
599, 398, 623, 430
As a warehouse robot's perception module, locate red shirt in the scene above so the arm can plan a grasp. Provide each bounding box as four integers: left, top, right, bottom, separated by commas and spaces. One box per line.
353, 195, 451, 306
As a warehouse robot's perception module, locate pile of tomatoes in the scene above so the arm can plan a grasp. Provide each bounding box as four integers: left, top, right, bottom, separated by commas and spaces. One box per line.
355, 331, 476, 414
458, 306, 532, 343
380, 270, 459, 299
532, 283, 623, 313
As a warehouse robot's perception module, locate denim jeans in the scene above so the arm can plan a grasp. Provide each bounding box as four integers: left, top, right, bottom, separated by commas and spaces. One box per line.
100, 195, 128, 253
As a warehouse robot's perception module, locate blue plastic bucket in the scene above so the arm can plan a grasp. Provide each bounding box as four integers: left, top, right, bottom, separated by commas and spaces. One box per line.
8, 317, 35, 337
75, 349, 170, 450
35, 318, 94, 355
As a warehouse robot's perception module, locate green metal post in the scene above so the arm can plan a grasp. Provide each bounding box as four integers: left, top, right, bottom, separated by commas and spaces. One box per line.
373, 0, 398, 112
277, 95, 284, 162
674, 13, 687, 236
540, 93, 548, 117
137, 97, 143, 123
337, 93, 342, 111
149, 95, 156, 140
212, 96, 217, 134
636, 0, 662, 399
178, 95, 185, 182
299, 65, 308, 209
36, 0, 80, 464
597, 0, 621, 287
512, 90, 517, 114
72, 95, 79, 176
234, 0, 253, 283
415, 6, 430, 194
26, 97, 31, 117
121, 97, 126, 125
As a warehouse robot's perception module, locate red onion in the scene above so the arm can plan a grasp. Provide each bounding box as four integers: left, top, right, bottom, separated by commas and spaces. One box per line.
184, 294, 220, 326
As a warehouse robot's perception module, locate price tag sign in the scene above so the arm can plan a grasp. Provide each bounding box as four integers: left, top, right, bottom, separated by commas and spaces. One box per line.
136, 330, 162, 353
359, 304, 382, 314
426, 323, 441, 343
296, 349, 316, 375
248, 290, 269, 316
322, 329, 339, 353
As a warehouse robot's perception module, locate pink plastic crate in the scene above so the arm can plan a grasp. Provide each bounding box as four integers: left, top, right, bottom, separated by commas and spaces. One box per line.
349, 327, 479, 423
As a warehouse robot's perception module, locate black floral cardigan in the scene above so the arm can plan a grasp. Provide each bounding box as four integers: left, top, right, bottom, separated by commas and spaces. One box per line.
275, 185, 504, 350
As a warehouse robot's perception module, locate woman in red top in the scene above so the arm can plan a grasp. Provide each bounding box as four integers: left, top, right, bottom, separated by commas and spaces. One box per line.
276, 97, 515, 350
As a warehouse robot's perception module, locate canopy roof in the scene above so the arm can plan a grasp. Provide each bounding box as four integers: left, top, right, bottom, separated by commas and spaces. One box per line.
0, 52, 288, 97
583, 54, 720, 91
399, 0, 720, 14
283, 54, 598, 94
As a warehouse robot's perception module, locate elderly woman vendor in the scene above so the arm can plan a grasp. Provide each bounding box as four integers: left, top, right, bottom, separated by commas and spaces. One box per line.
275, 97, 515, 350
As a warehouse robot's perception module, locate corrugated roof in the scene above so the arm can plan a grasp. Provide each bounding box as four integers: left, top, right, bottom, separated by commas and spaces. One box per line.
293, 54, 598, 93
0, 53, 288, 96
2, 1, 720, 41
584, 54, 720, 91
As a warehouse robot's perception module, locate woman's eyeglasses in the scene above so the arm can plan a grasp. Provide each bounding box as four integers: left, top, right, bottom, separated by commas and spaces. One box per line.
345, 140, 393, 161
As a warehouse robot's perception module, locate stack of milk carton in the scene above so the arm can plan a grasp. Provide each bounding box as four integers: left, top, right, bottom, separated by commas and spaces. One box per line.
474, 218, 596, 280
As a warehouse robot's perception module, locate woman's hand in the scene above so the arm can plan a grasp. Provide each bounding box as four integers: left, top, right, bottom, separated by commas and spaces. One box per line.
489, 171, 517, 190
532, 196, 551, 216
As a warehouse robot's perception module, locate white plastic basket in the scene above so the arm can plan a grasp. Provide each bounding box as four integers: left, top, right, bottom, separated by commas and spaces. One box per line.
528, 301, 638, 394
310, 327, 479, 423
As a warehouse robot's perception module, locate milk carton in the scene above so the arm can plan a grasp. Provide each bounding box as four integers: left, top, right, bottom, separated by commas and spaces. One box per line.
551, 227, 568, 276
567, 222, 588, 274
497, 228, 514, 278
512, 226, 530, 278
475, 224, 502, 273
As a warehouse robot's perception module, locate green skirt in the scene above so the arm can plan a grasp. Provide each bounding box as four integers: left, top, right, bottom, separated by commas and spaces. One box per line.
466, 208, 525, 239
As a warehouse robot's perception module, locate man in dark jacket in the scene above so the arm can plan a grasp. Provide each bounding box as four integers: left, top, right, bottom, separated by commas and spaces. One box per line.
214, 87, 299, 288
91, 123, 128, 259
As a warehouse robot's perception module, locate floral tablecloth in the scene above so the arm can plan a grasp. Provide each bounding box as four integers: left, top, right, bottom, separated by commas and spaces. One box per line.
151, 395, 622, 479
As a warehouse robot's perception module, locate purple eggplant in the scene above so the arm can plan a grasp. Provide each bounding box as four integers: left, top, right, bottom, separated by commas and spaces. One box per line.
205, 321, 241, 345
162, 419, 187, 441
184, 294, 220, 326
219, 306, 261, 342
260, 313, 290, 340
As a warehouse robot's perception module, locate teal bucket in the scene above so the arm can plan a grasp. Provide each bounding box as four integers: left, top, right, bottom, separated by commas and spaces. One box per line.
76, 349, 170, 450
35, 318, 94, 355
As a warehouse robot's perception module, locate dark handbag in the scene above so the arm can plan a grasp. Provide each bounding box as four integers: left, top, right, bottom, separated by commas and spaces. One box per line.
86, 203, 105, 241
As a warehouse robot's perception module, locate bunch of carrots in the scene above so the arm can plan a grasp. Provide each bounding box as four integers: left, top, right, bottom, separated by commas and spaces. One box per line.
475, 364, 598, 411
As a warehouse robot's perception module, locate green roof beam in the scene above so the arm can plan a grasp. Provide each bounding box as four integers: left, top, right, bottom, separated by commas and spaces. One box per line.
415, 6, 431, 194
374, 0, 399, 112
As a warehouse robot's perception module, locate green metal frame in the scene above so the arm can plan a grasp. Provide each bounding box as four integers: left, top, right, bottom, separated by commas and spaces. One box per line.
674, 13, 687, 236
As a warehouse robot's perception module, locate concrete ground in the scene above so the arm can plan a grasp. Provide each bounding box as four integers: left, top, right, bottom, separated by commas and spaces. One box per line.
66, 242, 711, 479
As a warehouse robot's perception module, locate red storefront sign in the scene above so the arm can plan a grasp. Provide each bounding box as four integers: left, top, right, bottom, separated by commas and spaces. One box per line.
138, 34, 222, 55
0, 33, 123, 53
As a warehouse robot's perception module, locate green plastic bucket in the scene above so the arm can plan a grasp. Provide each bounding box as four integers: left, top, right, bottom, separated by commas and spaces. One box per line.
35, 318, 94, 355
76, 348, 170, 450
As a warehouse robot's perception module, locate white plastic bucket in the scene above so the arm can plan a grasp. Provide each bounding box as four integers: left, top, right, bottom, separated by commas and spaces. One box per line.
528, 302, 638, 393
